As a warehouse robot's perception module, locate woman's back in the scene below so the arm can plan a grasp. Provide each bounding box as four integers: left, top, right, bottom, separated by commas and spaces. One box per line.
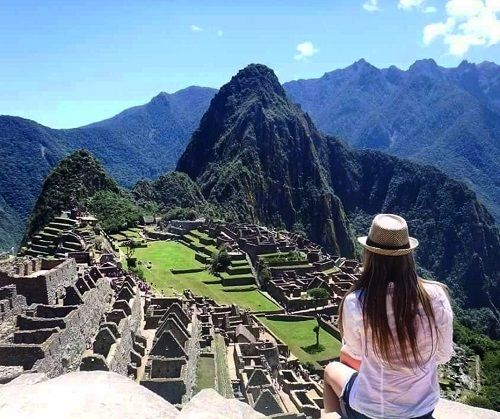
342, 281, 454, 419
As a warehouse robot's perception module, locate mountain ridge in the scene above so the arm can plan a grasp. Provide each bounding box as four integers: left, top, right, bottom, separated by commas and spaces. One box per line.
0, 86, 216, 250
1, 59, 499, 252
283, 59, 500, 221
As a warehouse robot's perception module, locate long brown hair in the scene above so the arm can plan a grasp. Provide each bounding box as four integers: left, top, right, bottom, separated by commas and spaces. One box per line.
339, 250, 442, 369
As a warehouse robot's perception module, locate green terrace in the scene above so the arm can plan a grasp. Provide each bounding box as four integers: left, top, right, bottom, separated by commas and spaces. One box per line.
24, 216, 78, 258
110, 228, 143, 242
258, 316, 341, 369
180, 229, 218, 259
125, 240, 279, 312
258, 251, 312, 269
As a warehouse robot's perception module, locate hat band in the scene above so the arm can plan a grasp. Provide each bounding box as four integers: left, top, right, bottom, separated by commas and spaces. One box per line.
366, 237, 410, 250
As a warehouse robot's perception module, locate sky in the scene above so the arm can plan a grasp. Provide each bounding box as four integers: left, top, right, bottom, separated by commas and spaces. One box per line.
1, 0, 499, 128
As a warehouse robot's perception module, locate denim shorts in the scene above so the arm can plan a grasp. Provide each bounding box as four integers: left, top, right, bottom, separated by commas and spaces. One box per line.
339, 372, 435, 419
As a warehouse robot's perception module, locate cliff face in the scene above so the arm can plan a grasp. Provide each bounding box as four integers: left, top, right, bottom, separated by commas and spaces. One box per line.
284, 59, 500, 222
177, 64, 353, 256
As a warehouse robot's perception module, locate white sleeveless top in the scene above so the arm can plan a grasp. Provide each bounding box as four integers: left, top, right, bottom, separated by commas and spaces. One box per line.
341, 282, 454, 419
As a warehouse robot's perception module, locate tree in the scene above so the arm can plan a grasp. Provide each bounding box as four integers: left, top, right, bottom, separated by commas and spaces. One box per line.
307, 287, 329, 348
123, 240, 136, 259
257, 261, 272, 287
123, 240, 137, 267
307, 287, 329, 315
210, 245, 231, 274
313, 325, 320, 348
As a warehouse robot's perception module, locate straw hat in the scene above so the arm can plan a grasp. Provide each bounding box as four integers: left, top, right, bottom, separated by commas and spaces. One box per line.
357, 214, 418, 256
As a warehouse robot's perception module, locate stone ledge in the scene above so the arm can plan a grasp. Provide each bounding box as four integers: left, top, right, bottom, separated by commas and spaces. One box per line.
0, 371, 498, 419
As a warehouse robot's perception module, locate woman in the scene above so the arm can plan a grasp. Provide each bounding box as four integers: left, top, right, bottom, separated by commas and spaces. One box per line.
324, 214, 454, 419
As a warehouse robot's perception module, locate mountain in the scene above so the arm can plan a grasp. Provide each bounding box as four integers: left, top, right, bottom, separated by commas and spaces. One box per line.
175, 63, 500, 312
283, 59, 500, 222
0, 86, 216, 250
176, 64, 354, 255
22, 150, 120, 243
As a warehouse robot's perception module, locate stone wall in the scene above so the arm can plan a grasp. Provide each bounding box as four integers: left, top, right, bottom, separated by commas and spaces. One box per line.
0, 285, 26, 321
106, 286, 143, 376
0, 258, 77, 305
182, 315, 201, 403
32, 278, 112, 377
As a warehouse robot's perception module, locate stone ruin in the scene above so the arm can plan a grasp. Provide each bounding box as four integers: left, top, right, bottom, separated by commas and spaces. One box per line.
134, 288, 326, 418
79, 274, 145, 378
0, 257, 112, 380
140, 298, 196, 406
0, 250, 145, 386
232, 316, 324, 418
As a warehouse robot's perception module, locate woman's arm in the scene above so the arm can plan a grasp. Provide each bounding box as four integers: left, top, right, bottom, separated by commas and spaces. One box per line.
340, 293, 363, 370
340, 347, 361, 371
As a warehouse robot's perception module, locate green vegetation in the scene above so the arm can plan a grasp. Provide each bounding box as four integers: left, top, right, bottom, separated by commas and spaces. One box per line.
185, 230, 218, 255
454, 321, 500, 411
87, 190, 142, 233
210, 245, 231, 274
23, 150, 119, 244
256, 261, 272, 286
128, 241, 279, 312
307, 287, 330, 347
194, 355, 215, 394
259, 317, 341, 368
214, 334, 233, 398
307, 287, 329, 303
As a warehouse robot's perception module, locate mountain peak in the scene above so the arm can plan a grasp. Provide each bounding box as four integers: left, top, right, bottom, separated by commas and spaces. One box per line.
349, 58, 378, 73
224, 63, 285, 98
408, 58, 441, 75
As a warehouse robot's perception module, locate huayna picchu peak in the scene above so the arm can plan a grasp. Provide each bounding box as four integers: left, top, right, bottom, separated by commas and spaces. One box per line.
177, 64, 354, 256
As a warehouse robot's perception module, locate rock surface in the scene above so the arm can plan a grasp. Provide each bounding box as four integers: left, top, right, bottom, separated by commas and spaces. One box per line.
0, 371, 178, 419
0, 371, 498, 419
179, 388, 265, 419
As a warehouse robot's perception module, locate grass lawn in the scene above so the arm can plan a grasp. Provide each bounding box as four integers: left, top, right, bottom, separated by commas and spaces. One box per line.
194, 356, 215, 394
214, 334, 233, 398
129, 241, 280, 312
259, 317, 341, 367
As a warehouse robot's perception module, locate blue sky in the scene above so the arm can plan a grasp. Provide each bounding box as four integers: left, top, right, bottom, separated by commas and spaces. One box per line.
1, 0, 499, 128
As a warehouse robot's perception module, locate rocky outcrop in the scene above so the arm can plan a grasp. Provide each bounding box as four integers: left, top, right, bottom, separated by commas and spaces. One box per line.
0, 371, 498, 418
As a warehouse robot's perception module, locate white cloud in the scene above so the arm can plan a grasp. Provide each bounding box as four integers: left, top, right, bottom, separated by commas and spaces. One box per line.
217, 29, 224, 37
423, 0, 500, 55
190, 25, 203, 32
423, 17, 455, 44
398, 0, 425, 10
293, 41, 319, 61
362, 0, 380, 12
398, 0, 436, 13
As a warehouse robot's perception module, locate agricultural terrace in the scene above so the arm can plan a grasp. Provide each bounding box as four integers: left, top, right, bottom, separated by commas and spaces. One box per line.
127, 240, 280, 312
259, 317, 341, 368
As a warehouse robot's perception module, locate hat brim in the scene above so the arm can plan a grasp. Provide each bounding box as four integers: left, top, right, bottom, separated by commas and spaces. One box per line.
357, 236, 419, 256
